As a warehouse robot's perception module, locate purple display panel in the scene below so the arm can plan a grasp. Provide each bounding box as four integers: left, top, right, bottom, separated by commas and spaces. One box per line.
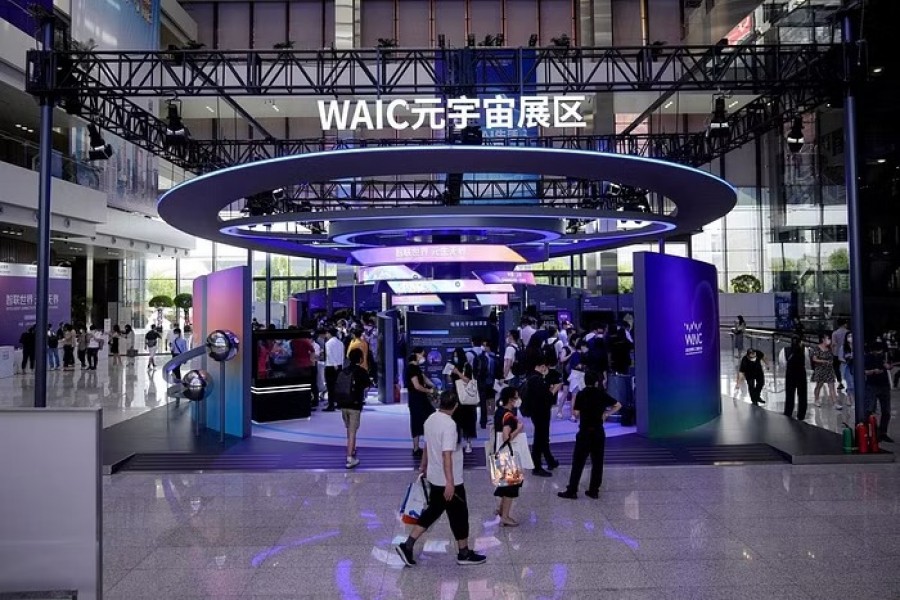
634, 253, 720, 437
388, 280, 515, 294
474, 270, 536, 285
582, 296, 618, 312
203, 267, 252, 438
353, 245, 525, 266
307, 289, 327, 312
406, 312, 492, 390
0, 264, 71, 347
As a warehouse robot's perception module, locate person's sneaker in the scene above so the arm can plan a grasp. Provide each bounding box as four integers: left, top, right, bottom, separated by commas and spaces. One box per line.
345, 457, 359, 469
456, 548, 486, 565
834, 404, 843, 410
464, 441, 472, 454
394, 542, 416, 567
838, 383, 845, 391
412, 448, 423, 458
584, 489, 600, 499
557, 490, 577, 500
532, 468, 552, 478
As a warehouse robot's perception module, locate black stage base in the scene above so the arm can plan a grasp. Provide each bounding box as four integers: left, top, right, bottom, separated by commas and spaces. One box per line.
104, 396, 893, 474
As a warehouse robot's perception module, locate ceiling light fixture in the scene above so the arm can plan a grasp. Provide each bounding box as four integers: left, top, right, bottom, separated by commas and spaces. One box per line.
786, 117, 804, 154
272, 104, 280, 112
663, 101, 673, 109
872, 67, 883, 74
205, 105, 215, 113
87, 124, 113, 160
165, 99, 189, 147
707, 95, 730, 139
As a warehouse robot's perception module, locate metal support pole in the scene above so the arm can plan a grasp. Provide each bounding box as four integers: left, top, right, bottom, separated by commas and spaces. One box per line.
658, 237, 665, 254
34, 17, 55, 408
842, 14, 866, 425
218, 360, 226, 442
264, 252, 272, 327
639, 0, 650, 46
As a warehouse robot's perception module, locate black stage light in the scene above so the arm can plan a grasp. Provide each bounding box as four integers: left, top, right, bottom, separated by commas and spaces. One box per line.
786, 117, 805, 154
528, 34, 539, 47
707, 96, 730, 139
165, 100, 188, 147
87, 124, 113, 160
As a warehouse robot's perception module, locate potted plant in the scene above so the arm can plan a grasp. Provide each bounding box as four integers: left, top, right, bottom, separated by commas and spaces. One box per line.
730, 274, 763, 294
174, 293, 193, 327
149, 295, 174, 329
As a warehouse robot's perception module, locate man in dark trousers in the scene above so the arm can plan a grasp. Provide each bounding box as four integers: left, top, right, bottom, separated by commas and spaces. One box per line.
524, 358, 561, 477
558, 371, 621, 500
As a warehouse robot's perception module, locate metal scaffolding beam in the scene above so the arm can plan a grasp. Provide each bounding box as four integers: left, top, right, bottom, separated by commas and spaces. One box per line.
26, 43, 837, 98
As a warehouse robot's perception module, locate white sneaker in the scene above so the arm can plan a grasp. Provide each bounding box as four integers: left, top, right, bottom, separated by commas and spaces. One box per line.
346, 457, 359, 469
464, 441, 472, 454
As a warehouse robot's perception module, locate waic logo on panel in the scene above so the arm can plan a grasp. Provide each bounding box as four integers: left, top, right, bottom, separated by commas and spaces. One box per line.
683, 321, 704, 357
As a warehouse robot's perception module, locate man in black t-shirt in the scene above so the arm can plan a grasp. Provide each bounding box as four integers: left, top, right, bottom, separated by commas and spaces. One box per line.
558, 371, 620, 500
339, 348, 371, 468
864, 342, 894, 443
525, 358, 561, 477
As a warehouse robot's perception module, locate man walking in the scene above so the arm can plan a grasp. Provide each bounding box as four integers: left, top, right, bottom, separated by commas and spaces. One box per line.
170, 327, 188, 382
335, 348, 370, 468
324, 328, 345, 412
395, 391, 486, 567
832, 320, 849, 390
145, 325, 160, 370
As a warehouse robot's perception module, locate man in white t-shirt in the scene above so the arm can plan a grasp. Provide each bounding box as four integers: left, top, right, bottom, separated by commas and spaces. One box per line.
395, 391, 486, 568
520, 318, 536, 347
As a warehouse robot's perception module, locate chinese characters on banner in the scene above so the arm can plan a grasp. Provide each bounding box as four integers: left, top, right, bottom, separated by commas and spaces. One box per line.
317, 96, 587, 132
0, 263, 72, 347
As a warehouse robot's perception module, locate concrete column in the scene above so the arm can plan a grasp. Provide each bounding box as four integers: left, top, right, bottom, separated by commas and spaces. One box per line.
592, 93, 618, 295
85, 245, 95, 325
579, 0, 613, 46
334, 0, 360, 49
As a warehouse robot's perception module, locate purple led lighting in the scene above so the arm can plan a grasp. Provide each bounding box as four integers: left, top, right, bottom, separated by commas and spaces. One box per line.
474, 270, 536, 285
352, 244, 526, 266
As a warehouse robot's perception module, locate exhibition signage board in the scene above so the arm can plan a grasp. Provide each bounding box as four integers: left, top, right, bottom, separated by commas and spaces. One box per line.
388, 280, 515, 294
392, 294, 444, 307
406, 312, 493, 391
634, 253, 721, 437
0, 263, 72, 347
317, 95, 586, 132
474, 271, 536, 285
353, 245, 525, 266
582, 295, 618, 312
475, 293, 509, 306
358, 265, 421, 284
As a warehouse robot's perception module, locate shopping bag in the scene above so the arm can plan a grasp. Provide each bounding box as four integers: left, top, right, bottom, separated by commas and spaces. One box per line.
456, 378, 480, 406
488, 441, 525, 488
508, 431, 534, 470
400, 474, 429, 525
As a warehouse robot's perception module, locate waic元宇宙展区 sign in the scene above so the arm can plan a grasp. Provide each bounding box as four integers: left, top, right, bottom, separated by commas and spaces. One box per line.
317, 95, 587, 132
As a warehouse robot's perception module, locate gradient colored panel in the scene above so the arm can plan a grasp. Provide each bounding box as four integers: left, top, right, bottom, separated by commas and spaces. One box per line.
391, 294, 444, 307
474, 270, 536, 285
353, 245, 525, 266
203, 267, 252, 438
634, 252, 720, 438
475, 293, 509, 306
388, 280, 515, 294
358, 265, 421, 283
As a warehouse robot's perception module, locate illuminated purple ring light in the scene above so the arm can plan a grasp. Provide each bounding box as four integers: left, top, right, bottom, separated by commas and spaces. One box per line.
157, 146, 736, 262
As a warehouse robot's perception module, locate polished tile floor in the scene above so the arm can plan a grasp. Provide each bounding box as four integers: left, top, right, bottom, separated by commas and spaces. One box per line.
102, 463, 900, 599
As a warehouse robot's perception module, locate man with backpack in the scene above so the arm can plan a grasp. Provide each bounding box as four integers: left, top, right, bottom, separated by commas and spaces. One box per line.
520, 357, 560, 477
334, 348, 370, 468
502, 330, 527, 388
541, 326, 564, 368
467, 337, 494, 429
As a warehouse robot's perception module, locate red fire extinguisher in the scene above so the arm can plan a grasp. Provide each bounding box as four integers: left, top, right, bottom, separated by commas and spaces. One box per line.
856, 422, 869, 454
868, 415, 880, 453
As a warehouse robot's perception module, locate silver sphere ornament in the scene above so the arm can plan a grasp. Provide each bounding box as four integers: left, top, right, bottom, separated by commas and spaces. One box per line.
206, 329, 239, 362
182, 369, 212, 401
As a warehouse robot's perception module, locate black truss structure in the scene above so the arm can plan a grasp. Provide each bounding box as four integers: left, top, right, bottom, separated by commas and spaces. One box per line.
26, 43, 836, 97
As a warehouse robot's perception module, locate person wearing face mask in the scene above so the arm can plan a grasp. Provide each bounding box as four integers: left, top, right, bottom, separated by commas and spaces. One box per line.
523, 358, 561, 477
406, 347, 436, 458
558, 371, 620, 500
736, 348, 767, 405
492, 386, 528, 526
811, 332, 839, 409
841, 332, 855, 409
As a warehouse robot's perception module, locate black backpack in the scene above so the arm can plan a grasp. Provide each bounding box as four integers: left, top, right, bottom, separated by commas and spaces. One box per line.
518, 376, 534, 418
473, 351, 492, 388
509, 344, 527, 377
541, 338, 560, 368
334, 368, 358, 409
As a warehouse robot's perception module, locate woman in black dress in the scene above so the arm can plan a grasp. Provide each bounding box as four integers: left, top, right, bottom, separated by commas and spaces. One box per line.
405, 347, 435, 458
493, 386, 524, 527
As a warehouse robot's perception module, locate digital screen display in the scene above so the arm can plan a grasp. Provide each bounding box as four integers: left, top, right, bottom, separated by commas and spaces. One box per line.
475, 293, 509, 306
474, 270, 536, 285
391, 294, 444, 307
388, 280, 515, 294
353, 245, 526, 266
357, 265, 421, 283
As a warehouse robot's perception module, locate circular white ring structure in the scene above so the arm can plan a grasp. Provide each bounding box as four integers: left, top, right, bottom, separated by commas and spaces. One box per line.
157, 146, 736, 262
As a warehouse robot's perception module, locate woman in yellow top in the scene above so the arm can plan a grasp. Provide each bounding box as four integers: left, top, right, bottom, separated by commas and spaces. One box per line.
347, 328, 370, 373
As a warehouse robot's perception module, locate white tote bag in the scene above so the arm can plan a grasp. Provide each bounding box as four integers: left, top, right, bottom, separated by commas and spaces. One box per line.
400, 474, 428, 525
495, 431, 534, 470
455, 378, 480, 406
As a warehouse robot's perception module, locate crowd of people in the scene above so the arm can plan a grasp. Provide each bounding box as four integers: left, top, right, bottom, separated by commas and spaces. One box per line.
733, 315, 896, 444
